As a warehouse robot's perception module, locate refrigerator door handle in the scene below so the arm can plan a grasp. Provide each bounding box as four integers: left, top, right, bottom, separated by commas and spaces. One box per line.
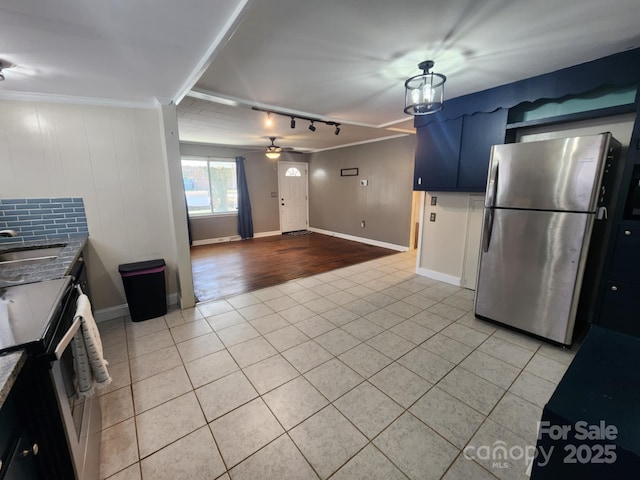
482, 208, 494, 252
485, 155, 499, 208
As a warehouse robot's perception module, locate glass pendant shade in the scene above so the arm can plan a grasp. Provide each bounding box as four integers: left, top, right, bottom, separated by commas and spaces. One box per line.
265, 150, 281, 159
404, 60, 446, 115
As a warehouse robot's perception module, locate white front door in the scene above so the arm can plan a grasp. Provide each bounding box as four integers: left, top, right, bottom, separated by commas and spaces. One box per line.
278, 161, 309, 233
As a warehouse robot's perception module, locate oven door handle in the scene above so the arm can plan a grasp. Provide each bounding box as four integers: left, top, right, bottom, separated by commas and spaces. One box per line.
54, 317, 82, 360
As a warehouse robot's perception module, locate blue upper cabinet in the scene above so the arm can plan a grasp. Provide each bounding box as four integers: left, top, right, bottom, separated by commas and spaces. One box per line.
413, 109, 507, 192
414, 117, 462, 190
413, 48, 640, 193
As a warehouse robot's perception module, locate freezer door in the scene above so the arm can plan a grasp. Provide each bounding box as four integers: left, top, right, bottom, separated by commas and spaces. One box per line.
475, 209, 593, 344
488, 134, 610, 212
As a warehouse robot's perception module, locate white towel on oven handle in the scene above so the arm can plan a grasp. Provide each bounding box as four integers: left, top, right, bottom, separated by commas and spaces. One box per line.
71, 293, 112, 396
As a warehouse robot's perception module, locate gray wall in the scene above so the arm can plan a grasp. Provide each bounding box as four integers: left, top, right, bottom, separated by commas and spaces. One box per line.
180, 142, 309, 240
308, 135, 415, 247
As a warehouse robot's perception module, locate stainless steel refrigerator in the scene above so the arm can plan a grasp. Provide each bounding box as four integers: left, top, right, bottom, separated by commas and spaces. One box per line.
474, 133, 621, 345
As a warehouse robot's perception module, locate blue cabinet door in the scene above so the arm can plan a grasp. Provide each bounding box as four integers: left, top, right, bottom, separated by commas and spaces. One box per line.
413, 117, 462, 191
458, 109, 507, 191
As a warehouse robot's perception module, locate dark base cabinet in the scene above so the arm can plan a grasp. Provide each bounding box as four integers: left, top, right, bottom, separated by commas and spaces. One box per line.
0, 375, 37, 480
600, 281, 640, 336
597, 223, 640, 336
0, 358, 75, 480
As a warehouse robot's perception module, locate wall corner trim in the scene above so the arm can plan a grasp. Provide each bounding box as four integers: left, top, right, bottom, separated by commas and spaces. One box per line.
415, 267, 462, 287
308, 227, 408, 252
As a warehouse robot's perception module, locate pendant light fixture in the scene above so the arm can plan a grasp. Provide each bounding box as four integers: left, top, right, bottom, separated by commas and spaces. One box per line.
265, 137, 281, 159
404, 60, 446, 115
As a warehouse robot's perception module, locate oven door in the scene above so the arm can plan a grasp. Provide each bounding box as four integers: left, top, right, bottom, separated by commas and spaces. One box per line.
49, 287, 101, 480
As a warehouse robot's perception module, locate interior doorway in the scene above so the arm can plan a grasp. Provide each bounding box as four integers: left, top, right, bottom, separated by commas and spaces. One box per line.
278, 161, 309, 233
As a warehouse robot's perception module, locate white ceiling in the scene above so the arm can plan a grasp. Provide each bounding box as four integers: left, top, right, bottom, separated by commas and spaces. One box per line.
2, 0, 640, 153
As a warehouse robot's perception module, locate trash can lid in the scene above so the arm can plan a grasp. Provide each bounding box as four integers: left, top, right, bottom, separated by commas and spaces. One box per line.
118, 259, 165, 274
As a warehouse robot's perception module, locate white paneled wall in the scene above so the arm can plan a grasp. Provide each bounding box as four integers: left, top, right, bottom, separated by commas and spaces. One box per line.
417, 192, 477, 286
0, 99, 178, 311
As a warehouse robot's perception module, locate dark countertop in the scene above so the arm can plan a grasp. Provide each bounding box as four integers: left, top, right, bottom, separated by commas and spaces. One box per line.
0, 350, 26, 409
532, 325, 640, 478
0, 235, 87, 286
0, 235, 87, 410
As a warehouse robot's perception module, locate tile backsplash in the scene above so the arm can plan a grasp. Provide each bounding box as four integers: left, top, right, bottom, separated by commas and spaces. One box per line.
0, 197, 89, 244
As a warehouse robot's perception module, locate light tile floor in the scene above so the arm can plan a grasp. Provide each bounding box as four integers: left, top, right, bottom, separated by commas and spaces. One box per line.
97, 251, 578, 480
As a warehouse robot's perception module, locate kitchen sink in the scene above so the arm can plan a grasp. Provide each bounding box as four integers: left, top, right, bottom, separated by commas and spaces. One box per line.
0, 245, 65, 266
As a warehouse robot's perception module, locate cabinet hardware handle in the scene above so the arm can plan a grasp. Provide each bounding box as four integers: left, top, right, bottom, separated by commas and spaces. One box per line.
21, 443, 39, 457
611, 286, 618, 291
624, 230, 631, 236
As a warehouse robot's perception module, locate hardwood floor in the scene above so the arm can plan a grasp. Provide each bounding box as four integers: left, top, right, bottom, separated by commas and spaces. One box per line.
191, 232, 398, 302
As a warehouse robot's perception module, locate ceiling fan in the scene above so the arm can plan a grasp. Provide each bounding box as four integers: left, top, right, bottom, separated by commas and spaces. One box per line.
265, 137, 282, 159
251, 136, 304, 159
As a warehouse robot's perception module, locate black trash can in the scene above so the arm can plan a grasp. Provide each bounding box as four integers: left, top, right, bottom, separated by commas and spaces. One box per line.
118, 259, 167, 322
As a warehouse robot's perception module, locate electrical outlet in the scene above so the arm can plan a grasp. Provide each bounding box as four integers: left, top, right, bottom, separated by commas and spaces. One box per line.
430, 212, 436, 222
361, 220, 366, 228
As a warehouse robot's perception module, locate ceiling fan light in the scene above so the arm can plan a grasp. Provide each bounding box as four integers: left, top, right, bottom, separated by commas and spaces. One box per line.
265, 151, 281, 159
404, 60, 446, 115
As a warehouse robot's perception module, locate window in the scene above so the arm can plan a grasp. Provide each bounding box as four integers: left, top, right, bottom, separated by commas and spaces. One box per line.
285, 167, 302, 177
181, 157, 238, 216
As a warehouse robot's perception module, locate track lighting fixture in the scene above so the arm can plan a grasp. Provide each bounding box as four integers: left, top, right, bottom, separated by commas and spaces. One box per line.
0, 62, 4, 81
264, 112, 274, 127
252, 107, 344, 136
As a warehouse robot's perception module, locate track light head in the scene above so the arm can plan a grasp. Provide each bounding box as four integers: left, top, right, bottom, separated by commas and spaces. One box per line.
309, 121, 316, 132
334, 124, 341, 135
290, 117, 296, 129
265, 112, 274, 127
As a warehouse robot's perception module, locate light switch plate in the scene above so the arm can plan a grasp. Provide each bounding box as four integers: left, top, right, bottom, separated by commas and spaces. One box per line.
431, 196, 437, 206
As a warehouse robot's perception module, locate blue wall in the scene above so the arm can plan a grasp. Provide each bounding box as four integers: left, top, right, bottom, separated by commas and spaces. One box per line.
0, 197, 88, 244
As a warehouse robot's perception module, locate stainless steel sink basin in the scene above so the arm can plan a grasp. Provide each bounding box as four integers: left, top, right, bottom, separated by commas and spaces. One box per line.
0, 274, 26, 287
0, 245, 65, 266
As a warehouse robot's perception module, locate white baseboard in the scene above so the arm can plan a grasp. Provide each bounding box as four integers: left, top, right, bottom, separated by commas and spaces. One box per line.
191, 230, 281, 246
416, 267, 462, 287
94, 292, 179, 323
254, 230, 281, 238
308, 227, 408, 252
192, 235, 241, 246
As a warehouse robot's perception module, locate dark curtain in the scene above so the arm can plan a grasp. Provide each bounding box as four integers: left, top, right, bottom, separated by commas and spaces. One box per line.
236, 156, 254, 239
